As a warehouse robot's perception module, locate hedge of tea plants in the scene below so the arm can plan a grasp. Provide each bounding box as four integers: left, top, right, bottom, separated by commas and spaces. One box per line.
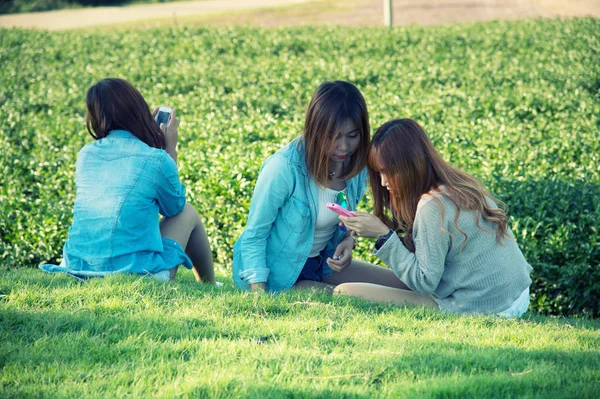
1, 18, 598, 316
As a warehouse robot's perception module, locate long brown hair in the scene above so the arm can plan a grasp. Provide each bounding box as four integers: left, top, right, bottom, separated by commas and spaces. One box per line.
368, 119, 508, 252
302, 81, 370, 186
85, 78, 166, 149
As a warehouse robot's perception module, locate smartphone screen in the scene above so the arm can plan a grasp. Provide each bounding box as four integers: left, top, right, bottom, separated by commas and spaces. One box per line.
156, 110, 171, 126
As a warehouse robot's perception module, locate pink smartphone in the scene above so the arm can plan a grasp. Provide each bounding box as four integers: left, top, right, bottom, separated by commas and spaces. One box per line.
326, 203, 355, 218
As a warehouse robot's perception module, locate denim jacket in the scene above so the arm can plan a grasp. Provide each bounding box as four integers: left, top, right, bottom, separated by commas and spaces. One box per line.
232, 137, 368, 292
40, 130, 192, 277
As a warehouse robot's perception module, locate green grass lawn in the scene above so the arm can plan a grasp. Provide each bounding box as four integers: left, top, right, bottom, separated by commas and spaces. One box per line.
1, 269, 599, 398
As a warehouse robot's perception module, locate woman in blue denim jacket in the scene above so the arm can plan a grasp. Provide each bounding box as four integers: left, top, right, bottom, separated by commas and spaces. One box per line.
41, 78, 214, 283
233, 81, 414, 292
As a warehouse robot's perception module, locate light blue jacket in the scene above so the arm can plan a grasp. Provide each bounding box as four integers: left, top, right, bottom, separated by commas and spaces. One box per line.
40, 130, 192, 277
233, 137, 368, 292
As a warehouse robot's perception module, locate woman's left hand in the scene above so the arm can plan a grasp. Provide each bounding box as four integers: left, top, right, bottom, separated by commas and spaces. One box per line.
339, 211, 390, 238
326, 237, 354, 272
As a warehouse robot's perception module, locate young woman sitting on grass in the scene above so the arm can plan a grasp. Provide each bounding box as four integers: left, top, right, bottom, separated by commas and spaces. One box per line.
41, 78, 215, 283
336, 119, 533, 317
234, 81, 414, 293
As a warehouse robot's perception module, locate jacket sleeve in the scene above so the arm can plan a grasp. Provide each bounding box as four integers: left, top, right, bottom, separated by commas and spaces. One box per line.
373, 199, 450, 294
155, 153, 186, 217
238, 154, 294, 285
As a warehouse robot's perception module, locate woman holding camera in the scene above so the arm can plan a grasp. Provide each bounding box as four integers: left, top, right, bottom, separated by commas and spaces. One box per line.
337, 119, 532, 316
41, 78, 214, 283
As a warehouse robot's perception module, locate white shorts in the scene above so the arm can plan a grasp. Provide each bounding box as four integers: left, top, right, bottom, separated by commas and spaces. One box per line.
152, 270, 171, 281
497, 287, 530, 318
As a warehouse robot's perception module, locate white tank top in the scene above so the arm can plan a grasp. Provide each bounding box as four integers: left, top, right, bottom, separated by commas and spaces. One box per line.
308, 187, 346, 257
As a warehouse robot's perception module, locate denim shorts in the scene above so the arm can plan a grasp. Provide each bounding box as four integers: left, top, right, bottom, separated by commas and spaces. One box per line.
297, 255, 326, 282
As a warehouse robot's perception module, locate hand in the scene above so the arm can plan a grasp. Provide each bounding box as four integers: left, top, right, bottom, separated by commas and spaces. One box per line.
152, 107, 179, 148
339, 211, 390, 238
250, 283, 265, 292
326, 236, 354, 272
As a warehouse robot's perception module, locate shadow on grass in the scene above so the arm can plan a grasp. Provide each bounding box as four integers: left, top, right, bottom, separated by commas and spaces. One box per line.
188, 384, 369, 399
2, 305, 596, 399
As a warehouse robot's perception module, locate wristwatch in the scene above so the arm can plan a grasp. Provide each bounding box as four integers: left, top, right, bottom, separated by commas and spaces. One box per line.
375, 229, 394, 250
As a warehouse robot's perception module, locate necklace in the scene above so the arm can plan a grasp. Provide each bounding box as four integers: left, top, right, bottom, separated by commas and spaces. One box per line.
328, 171, 336, 179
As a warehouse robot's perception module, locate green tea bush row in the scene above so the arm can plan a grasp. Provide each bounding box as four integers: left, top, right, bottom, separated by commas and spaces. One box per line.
1, 18, 598, 316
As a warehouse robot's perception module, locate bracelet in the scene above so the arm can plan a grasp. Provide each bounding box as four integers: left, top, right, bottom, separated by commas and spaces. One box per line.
340, 230, 357, 249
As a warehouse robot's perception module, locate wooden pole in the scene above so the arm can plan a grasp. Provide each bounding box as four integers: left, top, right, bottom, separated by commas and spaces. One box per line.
384, 0, 392, 28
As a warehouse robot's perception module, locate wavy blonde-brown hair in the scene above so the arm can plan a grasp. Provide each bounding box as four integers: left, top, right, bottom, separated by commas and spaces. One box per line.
368, 119, 508, 252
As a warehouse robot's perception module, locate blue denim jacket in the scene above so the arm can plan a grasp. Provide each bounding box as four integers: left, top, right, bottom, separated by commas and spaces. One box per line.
40, 130, 192, 277
232, 137, 367, 292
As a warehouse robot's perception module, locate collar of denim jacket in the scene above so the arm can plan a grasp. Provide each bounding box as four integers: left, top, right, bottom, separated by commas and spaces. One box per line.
107, 130, 137, 139
285, 136, 309, 173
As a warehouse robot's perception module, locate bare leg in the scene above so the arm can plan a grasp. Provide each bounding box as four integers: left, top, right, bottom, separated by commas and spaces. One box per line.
159, 203, 215, 283
334, 283, 438, 308
322, 259, 411, 290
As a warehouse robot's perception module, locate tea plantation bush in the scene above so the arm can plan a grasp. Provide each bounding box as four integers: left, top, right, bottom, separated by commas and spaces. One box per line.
1, 18, 598, 317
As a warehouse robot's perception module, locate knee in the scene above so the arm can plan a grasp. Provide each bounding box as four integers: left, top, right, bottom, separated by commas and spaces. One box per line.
183, 202, 196, 214
333, 283, 358, 296
182, 203, 201, 222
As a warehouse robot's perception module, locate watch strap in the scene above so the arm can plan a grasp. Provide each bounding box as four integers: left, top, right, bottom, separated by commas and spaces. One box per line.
375, 229, 394, 250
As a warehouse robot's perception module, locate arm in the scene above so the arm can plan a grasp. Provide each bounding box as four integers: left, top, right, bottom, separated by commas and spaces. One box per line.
238, 154, 294, 288
373, 200, 450, 294
166, 140, 177, 164
164, 112, 178, 164
155, 153, 186, 217
150, 107, 184, 216
153, 107, 178, 164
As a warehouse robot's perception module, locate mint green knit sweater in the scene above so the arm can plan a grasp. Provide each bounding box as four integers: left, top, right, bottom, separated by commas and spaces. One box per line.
373, 191, 532, 314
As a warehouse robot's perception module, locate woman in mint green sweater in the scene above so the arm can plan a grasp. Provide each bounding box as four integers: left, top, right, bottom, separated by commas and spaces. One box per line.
338, 119, 532, 316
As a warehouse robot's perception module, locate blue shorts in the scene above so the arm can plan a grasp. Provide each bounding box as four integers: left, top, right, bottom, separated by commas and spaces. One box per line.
296, 248, 335, 283
297, 255, 326, 282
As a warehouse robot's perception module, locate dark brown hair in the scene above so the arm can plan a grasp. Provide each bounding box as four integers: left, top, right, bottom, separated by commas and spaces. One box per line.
368, 119, 508, 252
85, 78, 166, 149
302, 81, 370, 187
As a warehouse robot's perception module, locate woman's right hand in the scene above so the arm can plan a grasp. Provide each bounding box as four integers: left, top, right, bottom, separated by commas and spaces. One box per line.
165, 109, 179, 150
152, 107, 178, 145
339, 211, 391, 238
153, 107, 179, 162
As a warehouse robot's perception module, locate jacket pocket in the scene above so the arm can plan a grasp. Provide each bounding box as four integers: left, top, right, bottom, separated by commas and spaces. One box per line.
282, 196, 311, 234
